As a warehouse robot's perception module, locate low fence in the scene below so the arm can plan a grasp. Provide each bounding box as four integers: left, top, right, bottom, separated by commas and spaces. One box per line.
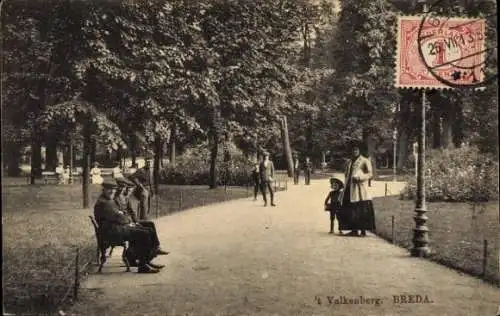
373, 196, 500, 286
5, 175, 291, 314
3, 244, 96, 315
149, 176, 289, 219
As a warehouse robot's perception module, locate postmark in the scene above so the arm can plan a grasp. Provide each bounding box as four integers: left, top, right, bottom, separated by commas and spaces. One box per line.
417, 0, 497, 89
395, 15, 488, 89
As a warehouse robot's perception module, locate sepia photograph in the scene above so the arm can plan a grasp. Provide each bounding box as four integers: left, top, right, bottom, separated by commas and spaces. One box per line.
1, 0, 498, 315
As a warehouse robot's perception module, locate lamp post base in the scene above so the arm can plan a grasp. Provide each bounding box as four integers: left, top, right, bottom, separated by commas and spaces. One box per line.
410, 246, 431, 257
411, 208, 431, 257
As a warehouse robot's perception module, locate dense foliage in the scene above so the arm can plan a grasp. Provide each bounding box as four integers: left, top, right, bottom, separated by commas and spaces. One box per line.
160, 141, 253, 186
400, 146, 499, 202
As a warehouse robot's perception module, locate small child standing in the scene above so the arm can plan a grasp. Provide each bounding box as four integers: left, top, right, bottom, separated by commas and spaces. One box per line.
324, 177, 344, 234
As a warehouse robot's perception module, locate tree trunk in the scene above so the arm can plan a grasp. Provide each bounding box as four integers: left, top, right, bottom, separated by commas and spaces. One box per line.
30, 136, 42, 184
82, 124, 91, 209
209, 131, 219, 189
116, 149, 123, 168
130, 134, 137, 167
441, 115, 454, 149
63, 145, 71, 167
169, 123, 176, 167
90, 139, 97, 165
45, 135, 58, 171
397, 129, 409, 170
362, 129, 377, 180
280, 116, 294, 177
5, 142, 22, 177
452, 105, 464, 147
431, 108, 441, 149
153, 134, 162, 195
305, 119, 313, 158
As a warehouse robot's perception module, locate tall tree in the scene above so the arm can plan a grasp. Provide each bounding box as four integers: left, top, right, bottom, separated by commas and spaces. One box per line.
320, 0, 398, 174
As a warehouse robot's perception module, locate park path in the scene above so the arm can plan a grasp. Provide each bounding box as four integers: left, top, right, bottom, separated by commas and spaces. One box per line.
69, 175, 499, 316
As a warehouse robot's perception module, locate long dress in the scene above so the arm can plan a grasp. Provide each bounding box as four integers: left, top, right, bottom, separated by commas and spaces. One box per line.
339, 159, 376, 231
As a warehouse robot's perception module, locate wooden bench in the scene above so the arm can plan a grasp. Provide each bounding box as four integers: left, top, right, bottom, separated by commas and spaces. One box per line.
89, 216, 130, 273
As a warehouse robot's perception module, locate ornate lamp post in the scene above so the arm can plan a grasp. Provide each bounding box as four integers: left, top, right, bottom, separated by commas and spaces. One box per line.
411, 0, 431, 257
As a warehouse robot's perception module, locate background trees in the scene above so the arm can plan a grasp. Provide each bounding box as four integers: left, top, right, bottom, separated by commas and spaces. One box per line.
2, 0, 497, 187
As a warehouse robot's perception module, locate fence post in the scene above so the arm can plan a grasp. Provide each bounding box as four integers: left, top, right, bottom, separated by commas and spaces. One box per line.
179, 191, 183, 211
74, 247, 80, 300
385, 183, 388, 196
391, 216, 395, 244
285, 178, 288, 191
274, 180, 277, 192
482, 239, 488, 279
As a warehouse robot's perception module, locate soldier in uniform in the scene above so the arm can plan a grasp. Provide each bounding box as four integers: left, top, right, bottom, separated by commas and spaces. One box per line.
293, 155, 300, 185
114, 180, 168, 269
259, 151, 276, 207
93, 180, 160, 273
304, 156, 312, 185
128, 159, 153, 220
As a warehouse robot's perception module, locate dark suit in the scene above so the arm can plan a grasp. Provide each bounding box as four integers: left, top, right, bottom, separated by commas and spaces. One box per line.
259, 160, 275, 205
293, 159, 300, 185
304, 160, 312, 185
129, 167, 153, 220
251, 167, 260, 200
114, 194, 160, 249
94, 194, 156, 265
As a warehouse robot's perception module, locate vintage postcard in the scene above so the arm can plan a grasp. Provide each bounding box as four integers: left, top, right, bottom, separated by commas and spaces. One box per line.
2, 0, 498, 315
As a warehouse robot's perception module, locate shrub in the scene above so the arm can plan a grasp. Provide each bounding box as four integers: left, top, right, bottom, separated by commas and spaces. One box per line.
400, 145, 499, 202
160, 142, 254, 186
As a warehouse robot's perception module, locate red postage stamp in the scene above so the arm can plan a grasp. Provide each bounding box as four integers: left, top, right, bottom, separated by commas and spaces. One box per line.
395, 16, 486, 89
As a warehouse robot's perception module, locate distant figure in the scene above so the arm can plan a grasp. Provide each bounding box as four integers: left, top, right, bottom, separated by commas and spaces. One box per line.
293, 156, 300, 185
251, 163, 260, 201
63, 165, 71, 184
321, 161, 327, 172
324, 178, 344, 235
259, 151, 276, 207
129, 163, 138, 175
112, 163, 125, 180
90, 162, 104, 184
304, 157, 312, 185
55, 162, 65, 184
129, 159, 153, 220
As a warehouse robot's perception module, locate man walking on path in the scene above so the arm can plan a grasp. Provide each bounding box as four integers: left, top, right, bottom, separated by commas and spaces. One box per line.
259, 151, 276, 207
251, 162, 261, 201
293, 155, 300, 185
304, 157, 312, 185
129, 159, 153, 220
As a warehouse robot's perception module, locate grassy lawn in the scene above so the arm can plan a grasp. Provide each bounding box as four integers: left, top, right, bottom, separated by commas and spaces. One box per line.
2, 177, 265, 314
373, 196, 500, 285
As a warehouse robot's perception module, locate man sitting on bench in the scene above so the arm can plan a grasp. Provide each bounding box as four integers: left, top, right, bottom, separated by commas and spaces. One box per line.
114, 179, 169, 266
94, 180, 163, 273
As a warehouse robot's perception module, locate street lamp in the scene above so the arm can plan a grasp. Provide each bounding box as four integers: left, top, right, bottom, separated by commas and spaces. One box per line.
392, 129, 397, 182
411, 0, 431, 258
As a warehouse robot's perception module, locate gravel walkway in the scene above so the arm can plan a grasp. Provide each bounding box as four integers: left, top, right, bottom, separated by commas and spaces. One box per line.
69, 176, 499, 316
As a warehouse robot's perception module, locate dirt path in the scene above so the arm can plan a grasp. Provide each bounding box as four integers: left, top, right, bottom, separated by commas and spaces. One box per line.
69, 177, 499, 316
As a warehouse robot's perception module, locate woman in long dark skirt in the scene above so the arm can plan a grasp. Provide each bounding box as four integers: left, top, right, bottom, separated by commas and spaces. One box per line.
340, 141, 376, 237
